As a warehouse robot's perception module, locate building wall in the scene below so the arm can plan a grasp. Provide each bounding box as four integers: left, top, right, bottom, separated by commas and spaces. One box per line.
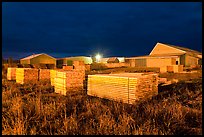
65, 57, 92, 64
30, 54, 56, 66
185, 54, 198, 67
20, 59, 30, 64
198, 59, 202, 65
135, 59, 147, 67
126, 59, 136, 67
105, 63, 130, 68
146, 58, 172, 67
180, 55, 185, 66
56, 59, 64, 68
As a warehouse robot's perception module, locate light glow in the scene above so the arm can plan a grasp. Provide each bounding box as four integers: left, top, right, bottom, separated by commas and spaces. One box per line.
95, 54, 102, 62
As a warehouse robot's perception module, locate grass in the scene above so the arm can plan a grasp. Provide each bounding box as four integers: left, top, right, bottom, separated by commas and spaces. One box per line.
2, 67, 202, 135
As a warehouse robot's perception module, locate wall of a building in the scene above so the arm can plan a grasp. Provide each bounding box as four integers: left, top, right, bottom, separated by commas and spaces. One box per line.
30, 54, 56, 66
180, 54, 185, 66
146, 58, 172, 67
105, 63, 130, 68
125, 59, 136, 67
185, 54, 198, 67
64, 57, 92, 64
135, 59, 147, 67
20, 59, 30, 64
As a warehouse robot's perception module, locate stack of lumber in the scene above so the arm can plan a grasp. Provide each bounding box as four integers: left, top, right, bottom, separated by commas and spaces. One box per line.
50, 69, 57, 86
54, 69, 85, 95
73, 60, 86, 80
167, 66, 174, 72
16, 68, 38, 84
53, 61, 86, 95
172, 65, 183, 72
63, 66, 74, 70
54, 71, 67, 95
160, 66, 168, 73
167, 65, 183, 73
7, 67, 16, 80
85, 64, 91, 71
87, 73, 158, 104
73, 60, 85, 67
39, 69, 50, 81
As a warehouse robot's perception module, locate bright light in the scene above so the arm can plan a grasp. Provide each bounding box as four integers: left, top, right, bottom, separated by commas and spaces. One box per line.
95, 54, 102, 62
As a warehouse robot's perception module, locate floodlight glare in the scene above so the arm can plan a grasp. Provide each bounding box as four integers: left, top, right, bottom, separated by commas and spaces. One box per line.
95, 54, 102, 62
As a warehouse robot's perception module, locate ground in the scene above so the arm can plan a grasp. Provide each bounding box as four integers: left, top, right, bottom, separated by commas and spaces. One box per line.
2, 66, 202, 135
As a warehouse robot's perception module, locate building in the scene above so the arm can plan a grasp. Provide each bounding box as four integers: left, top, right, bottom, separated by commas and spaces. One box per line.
126, 42, 202, 67
57, 56, 92, 68
99, 58, 109, 63
20, 53, 56, 68
107, 57, 119, 63
100, 57, 125, 63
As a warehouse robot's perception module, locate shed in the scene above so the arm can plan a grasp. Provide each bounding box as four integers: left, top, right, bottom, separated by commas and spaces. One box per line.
149, 42, 202, 67
57, 56, 92, 68
126, 42, 202, 67
107, 57, 119, 63
20, 53, 56, 68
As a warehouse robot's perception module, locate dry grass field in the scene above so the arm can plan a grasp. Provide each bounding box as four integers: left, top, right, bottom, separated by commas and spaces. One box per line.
2, 65, 202, 135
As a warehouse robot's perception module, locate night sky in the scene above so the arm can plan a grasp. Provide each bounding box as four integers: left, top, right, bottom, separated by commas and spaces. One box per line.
2, 2, 202, 60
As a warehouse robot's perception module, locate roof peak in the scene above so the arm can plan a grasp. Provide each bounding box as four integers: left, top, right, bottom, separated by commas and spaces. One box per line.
157, 42, 202, 55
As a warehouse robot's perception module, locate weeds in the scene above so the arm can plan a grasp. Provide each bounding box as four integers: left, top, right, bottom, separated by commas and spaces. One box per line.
2, 69, 202, 135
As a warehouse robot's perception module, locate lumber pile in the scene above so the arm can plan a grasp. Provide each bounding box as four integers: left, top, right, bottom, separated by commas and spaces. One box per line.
167, 65, 183, 73
54, 69, 85, 95
52, 61, 86, 95
16, 68, 38, 84
85, 64, 91, 71
160, 66, 168, 73
160, 65, 183, 73
63, 66, 74, 70
87, 73, 158, 104
7, 67, 16, 80
73, 61, 86, 80
39, 69, 50, 81
50, 69, 57, 86
172, 65, 183, 72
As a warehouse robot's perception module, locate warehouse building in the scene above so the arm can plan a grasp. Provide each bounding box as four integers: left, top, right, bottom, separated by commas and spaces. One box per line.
126, 42, 202, 67
20, 53, 56, 68
100, 57, 125, 63
57, 56, 92, 68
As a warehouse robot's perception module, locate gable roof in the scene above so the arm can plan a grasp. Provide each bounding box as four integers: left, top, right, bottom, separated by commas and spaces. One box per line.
107, 57, 119, 62
163, 43, 202, 55
150, 42, 202, 58
21, 53, 56, 60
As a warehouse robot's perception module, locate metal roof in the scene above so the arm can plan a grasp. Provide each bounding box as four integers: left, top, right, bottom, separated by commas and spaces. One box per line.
159, 42, 202, 55
21, 53, 56, 60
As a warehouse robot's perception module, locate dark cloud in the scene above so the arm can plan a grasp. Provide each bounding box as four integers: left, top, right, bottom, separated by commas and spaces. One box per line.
2, 2, 202, 59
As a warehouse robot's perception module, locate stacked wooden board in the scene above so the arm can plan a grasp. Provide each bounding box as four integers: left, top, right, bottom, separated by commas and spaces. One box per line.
63, 66, 74, 70
160, 66, 168, 73
16, 68, 38, 84
50, 69, 57, 86
87, 73, 158, 104
7, 67, 16, 80
39, 69, 50, 81
85, 64, 91, 71
160, 65, 183, 73
54, 71, 67, 95
172, 65, 183, 72
167, 65, 183, 73
54, 61, 86, 95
